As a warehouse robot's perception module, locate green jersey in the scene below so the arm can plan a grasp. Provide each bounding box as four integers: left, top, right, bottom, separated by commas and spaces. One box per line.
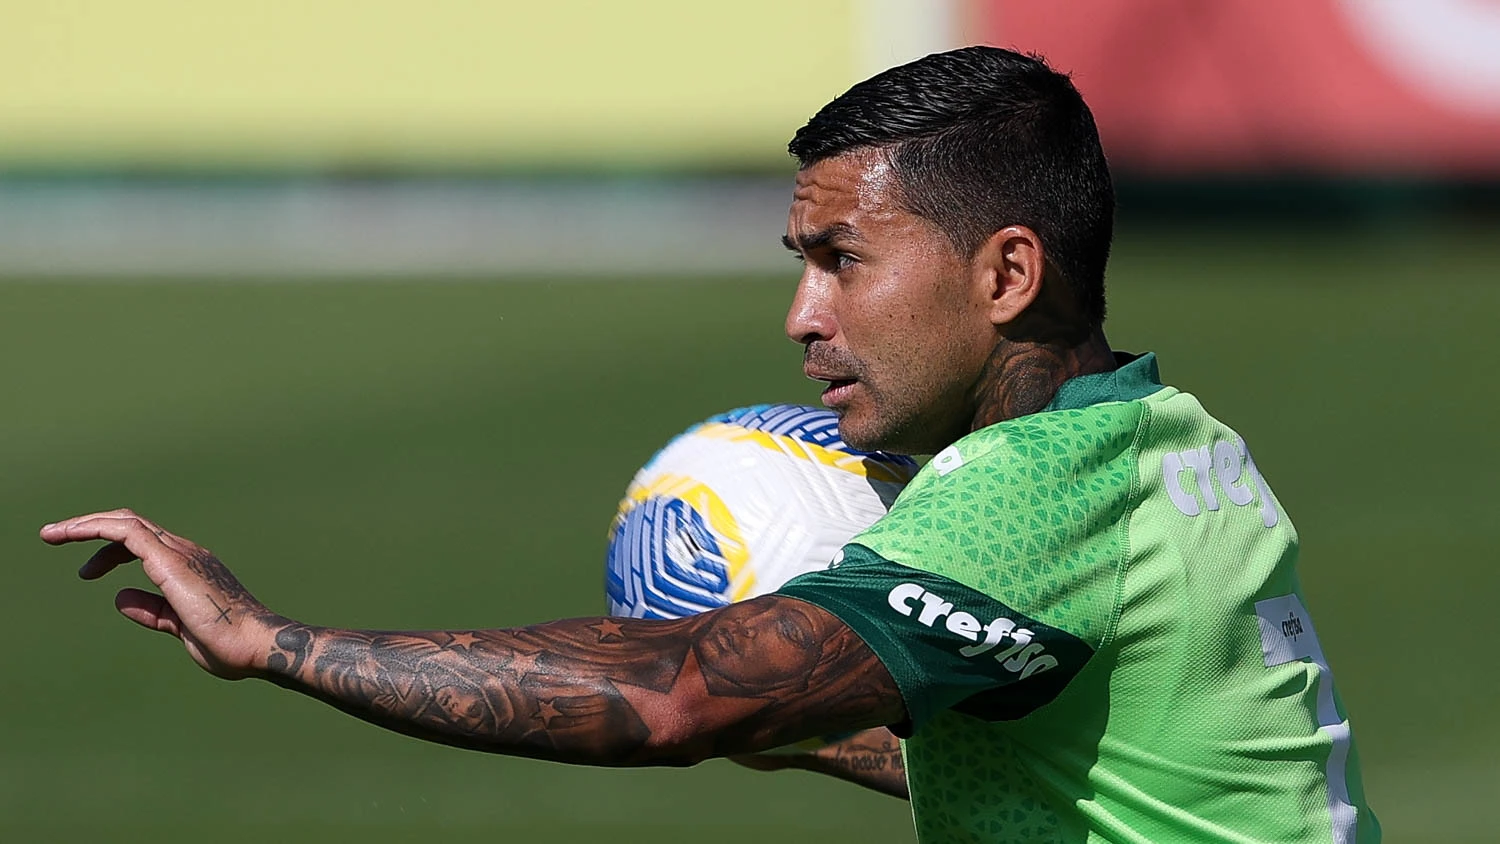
777, 353, 1379, 843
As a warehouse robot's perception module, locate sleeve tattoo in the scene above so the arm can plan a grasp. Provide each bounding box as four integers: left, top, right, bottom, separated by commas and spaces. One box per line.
798, 729, 908, 799
259, 595, 906, 766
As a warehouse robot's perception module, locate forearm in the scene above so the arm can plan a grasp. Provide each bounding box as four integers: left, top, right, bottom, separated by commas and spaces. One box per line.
754, 728, 909, 799
801, 728, 908, 798
258, 618, 674, 764
255, 598, 902, 766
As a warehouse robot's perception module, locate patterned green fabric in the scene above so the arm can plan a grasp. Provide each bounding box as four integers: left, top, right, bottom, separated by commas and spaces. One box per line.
776, 354, 1380, 843
849, 401, 1140, 651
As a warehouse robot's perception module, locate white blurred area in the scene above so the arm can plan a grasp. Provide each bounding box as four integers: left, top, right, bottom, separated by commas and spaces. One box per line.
0, 0, 960, 278
0, 179, 799, 279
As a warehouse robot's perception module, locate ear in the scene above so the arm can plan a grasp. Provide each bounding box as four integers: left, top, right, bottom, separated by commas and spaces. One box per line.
971, 225, 1046, 327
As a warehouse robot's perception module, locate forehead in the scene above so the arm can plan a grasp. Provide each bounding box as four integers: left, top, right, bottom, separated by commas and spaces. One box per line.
787, 149, 905, 236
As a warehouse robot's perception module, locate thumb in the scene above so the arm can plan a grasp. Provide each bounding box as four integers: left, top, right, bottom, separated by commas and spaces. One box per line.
115, 588, 185, 638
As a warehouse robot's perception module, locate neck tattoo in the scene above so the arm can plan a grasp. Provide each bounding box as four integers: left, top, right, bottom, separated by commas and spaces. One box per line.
970, 334, 1115, 430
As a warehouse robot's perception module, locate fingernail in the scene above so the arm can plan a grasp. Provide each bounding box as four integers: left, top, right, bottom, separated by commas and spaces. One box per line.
41, 523, 55, 531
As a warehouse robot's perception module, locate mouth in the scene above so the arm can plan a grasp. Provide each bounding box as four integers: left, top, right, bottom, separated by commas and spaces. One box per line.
802, 344, 863, 410
815, 377, 858, 408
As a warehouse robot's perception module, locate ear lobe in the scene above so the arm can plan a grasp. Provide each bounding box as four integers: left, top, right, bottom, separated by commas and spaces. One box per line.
975, 225, 1046, 326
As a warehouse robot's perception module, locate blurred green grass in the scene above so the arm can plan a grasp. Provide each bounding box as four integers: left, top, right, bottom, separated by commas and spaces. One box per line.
2, 223, 1497, 842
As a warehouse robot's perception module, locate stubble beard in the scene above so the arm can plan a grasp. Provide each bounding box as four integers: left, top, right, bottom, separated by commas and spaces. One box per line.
839, 378, 963, 457
806, 342, 968, 456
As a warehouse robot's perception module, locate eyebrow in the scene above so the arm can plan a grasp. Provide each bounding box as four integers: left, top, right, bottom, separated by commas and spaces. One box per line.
782, 223, 863, 254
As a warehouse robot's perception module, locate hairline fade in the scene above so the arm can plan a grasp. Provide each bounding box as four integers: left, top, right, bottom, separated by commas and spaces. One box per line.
788, 47, 1114, 327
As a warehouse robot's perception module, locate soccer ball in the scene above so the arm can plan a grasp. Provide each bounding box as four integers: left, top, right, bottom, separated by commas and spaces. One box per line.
605, 403, 918, 619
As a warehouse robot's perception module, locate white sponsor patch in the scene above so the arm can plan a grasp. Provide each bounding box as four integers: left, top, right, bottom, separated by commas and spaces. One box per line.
1252, 592, 1357, 842
931, 445, 965, 476
1254, 593, 1320, 667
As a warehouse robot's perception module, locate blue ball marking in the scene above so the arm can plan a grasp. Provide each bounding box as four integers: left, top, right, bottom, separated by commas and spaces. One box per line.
606, 494, 732, 619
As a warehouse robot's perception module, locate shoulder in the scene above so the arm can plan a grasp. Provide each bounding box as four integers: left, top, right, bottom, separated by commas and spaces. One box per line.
848, 399, 1153, 646
864, 398, 1150, 547
944, 399, 1146, 477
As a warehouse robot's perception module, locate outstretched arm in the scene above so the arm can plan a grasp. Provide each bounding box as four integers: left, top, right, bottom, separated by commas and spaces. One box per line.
260, 601, 897, 765
42, 510, 906, 766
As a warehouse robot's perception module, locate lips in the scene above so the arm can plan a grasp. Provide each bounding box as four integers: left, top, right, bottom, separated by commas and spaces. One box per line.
802, 343, 863, 408
804, 367, 852, 382
818, 378, 858, 409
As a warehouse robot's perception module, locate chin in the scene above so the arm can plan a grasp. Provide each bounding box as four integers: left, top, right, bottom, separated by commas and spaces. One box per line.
838, 414, 902, 454
837, 399, 933, 455
848, 416, 949, 457
831, 410, 875, 450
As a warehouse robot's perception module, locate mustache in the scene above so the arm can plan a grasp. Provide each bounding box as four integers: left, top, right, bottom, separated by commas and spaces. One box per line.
803, 342, 866, 378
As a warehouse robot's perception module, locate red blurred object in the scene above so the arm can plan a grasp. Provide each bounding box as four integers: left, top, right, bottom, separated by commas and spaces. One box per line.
978, 0, 1500, 175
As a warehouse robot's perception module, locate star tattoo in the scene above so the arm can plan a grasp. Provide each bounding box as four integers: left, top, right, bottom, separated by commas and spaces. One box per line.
588, 619, 625, 641
506, 649, 543, 677
534, 698, 564, 727
612, 650, 770, 743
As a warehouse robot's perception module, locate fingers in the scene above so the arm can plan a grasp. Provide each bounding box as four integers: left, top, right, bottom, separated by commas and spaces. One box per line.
115, 587, 184, 637
44, 511, 186, 589
42, 515, 170, 558
41, 508, 129, 542
41, 508, 171, 546
78, 541, 139, 580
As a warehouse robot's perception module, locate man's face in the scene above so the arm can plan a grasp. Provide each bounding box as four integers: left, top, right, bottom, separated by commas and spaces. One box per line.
784, 149, 997, 454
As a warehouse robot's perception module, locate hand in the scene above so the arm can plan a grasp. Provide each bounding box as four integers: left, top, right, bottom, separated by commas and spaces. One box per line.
41, 509, 277, 680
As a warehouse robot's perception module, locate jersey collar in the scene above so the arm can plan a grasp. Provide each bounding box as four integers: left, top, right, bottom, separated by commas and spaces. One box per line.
1043, 352, 1162, 413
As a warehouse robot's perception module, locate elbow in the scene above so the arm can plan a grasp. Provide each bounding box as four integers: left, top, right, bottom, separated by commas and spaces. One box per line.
617, 672, 723, 767
633, 703, 717, 767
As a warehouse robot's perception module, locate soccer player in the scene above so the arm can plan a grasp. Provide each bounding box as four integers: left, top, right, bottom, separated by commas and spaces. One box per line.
43, 47, 1379, 842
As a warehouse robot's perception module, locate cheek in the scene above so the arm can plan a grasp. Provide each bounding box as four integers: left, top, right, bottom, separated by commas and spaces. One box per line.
866, 310, 991, 421
861, 306, 974, 384
842, 254, 985, 374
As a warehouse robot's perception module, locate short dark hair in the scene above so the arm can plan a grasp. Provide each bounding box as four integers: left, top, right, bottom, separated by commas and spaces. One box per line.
789, 47, 1114, 326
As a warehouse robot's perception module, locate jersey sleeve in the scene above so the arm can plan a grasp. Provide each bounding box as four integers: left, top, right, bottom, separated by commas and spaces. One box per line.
775, 403, 1144, 733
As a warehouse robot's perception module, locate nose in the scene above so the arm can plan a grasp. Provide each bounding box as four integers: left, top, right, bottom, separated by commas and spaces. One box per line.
785, 273, 837, 345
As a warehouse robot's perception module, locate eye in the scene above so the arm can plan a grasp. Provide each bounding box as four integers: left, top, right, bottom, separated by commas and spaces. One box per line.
832, 252, 858, 271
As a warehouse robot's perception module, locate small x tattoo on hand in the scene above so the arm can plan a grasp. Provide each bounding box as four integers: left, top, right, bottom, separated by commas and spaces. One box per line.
205, 594, 233, 625
153, 529, 166, 538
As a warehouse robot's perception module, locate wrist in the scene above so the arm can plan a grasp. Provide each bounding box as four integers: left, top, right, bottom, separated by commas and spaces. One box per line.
251, 614, 312, 682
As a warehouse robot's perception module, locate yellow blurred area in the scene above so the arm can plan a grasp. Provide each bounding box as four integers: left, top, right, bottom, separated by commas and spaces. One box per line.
0, 0, 862, 169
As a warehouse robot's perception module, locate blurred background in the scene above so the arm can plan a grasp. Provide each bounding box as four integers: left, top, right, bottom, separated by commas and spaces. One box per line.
2, 1, 1496, 841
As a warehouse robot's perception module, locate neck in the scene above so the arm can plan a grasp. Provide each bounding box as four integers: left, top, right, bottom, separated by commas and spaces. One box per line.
969, 328, 1115, 430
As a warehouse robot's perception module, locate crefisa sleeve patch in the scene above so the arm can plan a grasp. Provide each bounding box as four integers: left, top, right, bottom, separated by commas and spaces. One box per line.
775, 543, 1096, 728
1253, 593, 1321, 667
